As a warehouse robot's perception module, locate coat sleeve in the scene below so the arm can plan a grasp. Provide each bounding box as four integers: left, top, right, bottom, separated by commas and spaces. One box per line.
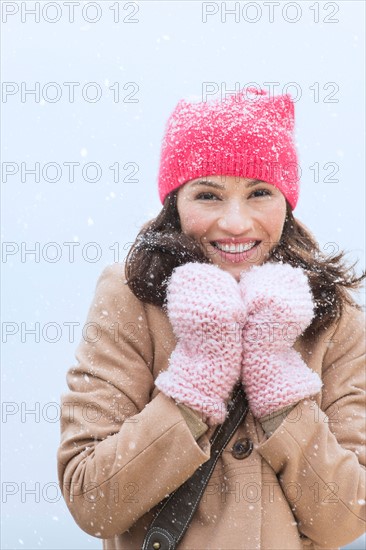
57, 263, 210, 539
256, 303, 366, 548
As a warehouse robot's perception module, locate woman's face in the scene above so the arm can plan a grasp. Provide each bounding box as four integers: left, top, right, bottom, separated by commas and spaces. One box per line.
176, 175, 287, 281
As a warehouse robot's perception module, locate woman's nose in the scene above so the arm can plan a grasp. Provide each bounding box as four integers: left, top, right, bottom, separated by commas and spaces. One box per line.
217, 202, 254, 234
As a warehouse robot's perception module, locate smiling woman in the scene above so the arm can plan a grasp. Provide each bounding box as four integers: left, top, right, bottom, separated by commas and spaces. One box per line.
58, 88, 366, 550
176, 175, 287, 280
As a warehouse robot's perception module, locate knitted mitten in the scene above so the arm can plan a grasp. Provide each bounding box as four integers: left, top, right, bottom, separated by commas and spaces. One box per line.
239, 263, 322, 418
155, 262, 246, 426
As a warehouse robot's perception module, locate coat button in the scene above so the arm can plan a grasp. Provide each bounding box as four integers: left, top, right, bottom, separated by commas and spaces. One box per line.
231, 437, 253, 459
152, 543, 161, 549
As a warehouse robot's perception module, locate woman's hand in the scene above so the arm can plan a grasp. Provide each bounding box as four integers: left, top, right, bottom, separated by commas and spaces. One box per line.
239, 262, 322, 418
155, 262, 246, 426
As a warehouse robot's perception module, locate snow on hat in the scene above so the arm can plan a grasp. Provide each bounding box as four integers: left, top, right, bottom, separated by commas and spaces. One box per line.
157, 87, 300, 209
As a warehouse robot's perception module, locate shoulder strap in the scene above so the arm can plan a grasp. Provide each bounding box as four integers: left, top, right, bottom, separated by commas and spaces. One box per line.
142, 384, 248, 550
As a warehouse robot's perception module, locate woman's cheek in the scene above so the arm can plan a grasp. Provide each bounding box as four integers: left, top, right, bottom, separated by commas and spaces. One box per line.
181, 208, 213, 239
262, 200, 286, 239
269, 214, 285, 240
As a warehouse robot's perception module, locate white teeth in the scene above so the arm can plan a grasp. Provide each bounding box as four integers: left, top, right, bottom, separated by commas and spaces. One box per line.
214, 241, 257, 253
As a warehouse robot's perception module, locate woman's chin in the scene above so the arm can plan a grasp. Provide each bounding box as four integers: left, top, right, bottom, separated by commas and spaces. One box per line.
204, 243, 273, 279
205, 242, 271, 278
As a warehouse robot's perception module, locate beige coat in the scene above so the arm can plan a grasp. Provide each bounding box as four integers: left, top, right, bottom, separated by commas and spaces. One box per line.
57, 263, 366, 550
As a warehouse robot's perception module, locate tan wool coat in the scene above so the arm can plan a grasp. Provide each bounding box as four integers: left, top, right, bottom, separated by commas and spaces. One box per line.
57, 262, 366, 550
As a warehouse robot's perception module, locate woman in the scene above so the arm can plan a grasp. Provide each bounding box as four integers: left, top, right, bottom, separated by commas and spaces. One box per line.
57, 88, 365, 549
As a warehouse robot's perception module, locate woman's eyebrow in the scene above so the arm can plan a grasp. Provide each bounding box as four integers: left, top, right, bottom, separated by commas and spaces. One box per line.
190, 180, 225, 190
190, 178, 262, 189
246, 179, 263, 188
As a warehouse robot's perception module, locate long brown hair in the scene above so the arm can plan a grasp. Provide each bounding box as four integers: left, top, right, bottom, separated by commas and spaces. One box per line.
125, 190, 365, 337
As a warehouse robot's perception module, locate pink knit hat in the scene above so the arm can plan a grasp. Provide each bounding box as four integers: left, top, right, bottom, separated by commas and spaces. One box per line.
157, 87, 300, 209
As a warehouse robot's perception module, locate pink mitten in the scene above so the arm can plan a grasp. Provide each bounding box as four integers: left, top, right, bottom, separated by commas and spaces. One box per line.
239, 262, 322, 418
155, 262, 246, 426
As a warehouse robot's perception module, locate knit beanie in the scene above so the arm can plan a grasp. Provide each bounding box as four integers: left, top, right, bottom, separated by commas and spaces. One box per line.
157, 87, 300, 209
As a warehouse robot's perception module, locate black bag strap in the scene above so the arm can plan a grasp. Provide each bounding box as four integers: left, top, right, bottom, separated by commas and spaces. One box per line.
142, 384, 248, 550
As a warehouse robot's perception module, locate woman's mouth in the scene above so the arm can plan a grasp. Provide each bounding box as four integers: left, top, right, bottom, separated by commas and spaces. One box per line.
210, 240, 261, 263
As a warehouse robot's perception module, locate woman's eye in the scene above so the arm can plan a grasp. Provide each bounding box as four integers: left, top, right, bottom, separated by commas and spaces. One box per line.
250, 189, 272, 198
195, 192, 219, 200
